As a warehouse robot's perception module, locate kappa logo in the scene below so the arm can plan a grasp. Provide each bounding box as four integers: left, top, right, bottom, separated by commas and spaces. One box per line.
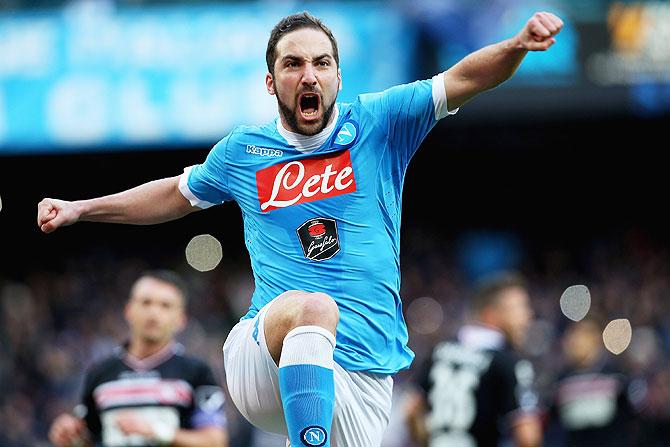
246, 145, 283, 157
300, 426, 327, 446
334, 121, 358, 147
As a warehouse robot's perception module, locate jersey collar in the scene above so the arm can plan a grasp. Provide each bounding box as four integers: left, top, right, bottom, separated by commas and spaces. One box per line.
276, 105, 339, 153
117, 340, 183, 371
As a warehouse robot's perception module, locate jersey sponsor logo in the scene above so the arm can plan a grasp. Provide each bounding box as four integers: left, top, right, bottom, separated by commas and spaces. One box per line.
246, 144, 283, 157
334, 121, 358, 147
297, 217, 340, 261
256, 150, 356, 212
300, 425, 327, 446
94, 378, 193, 410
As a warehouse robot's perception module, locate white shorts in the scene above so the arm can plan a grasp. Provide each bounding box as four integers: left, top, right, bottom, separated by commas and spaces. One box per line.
223, 295, 394, 447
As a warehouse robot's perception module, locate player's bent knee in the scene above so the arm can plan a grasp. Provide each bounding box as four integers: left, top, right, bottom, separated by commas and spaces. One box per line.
295, 292, 339, 329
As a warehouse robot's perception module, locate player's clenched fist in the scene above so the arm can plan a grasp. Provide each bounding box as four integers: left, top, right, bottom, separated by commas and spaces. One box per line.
37, 198, 80, 233
516, 12, 564, 51
48, 413, 88, 447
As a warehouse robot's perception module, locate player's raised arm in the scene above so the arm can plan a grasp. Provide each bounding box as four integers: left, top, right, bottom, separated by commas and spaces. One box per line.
37, 175, 197, 233
443, 11, 563, 110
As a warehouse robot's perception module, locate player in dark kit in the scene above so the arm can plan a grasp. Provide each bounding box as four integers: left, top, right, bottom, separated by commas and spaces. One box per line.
549, 319, 635, 447
407, 273, 542, 447
48, 271, 228, 447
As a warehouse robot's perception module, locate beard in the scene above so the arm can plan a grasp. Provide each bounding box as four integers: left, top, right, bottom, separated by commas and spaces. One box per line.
276, 87, 337, 136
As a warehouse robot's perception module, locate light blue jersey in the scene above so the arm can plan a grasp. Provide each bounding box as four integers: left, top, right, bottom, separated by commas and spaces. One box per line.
180, 74, 454, 374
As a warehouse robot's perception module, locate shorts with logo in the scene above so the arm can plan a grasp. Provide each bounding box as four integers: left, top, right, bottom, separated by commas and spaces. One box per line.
223, 293, 394, 447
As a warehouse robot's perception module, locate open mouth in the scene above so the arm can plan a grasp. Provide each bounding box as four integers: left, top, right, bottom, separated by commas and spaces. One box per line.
299, 93, 321, 121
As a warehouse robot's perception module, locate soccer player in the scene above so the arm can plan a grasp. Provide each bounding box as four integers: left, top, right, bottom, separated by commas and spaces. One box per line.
37, 11, 563, 446
48, 271, 228, 447
406, 272, 542, 447
549, 319, 635, 447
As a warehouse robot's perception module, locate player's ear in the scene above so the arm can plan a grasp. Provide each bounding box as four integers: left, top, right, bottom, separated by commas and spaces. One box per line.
266, 72, 276, 96
338, 68, 342, 91
177, 312, 188, 332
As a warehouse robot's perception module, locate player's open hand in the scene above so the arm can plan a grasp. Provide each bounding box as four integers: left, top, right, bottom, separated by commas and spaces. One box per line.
517, 12, 564, 51
48, 413, 87, 447
37, 198, 80, 233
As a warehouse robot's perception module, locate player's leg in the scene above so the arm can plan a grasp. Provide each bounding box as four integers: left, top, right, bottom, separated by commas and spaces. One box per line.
264, 290, 339, 447
331, 368, 393, 447
223, 310, 286, 435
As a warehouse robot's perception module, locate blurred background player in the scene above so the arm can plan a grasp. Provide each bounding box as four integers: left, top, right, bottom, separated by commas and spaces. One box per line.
48, 270, 228, 447
547, 319, 635, 447
406, 272, 542, 447
35, 10, 564, 447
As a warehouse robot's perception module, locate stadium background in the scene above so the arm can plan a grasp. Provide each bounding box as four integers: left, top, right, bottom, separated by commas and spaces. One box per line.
1, 0, 669, 445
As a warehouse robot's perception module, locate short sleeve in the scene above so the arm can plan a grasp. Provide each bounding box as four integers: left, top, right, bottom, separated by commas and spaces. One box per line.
359, 74, 457, 163
189, 363, 227, 429
179, 135, 235, 208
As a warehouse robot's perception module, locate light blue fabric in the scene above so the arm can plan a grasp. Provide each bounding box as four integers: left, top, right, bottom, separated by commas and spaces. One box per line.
187, 79, 438, 374
279, 364, 334, 447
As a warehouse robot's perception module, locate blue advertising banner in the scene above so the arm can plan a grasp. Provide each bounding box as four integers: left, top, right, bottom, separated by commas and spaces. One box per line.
0, 3, 415, 153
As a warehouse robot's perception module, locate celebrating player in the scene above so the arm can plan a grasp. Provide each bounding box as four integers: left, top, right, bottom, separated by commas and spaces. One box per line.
38, 11, 563, 447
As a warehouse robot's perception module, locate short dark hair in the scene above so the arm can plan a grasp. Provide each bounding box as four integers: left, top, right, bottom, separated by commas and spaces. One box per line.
471, 271, 527, 312
266, 12, 339, 76
133, 270, 188, 306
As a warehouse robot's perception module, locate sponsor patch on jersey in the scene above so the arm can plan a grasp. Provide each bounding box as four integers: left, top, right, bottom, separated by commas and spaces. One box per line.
300, 425, 327, 446
296, 218, 340, 261
256, 150, 356, 212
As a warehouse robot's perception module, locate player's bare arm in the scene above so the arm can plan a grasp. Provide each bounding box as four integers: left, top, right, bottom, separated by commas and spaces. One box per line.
444, 12, 564, 110
37, 176, 197, 233
404, 389, 429, 447
512, 413, 543, 447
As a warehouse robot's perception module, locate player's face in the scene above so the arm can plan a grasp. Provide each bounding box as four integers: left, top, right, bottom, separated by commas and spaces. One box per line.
267, 28, 341, 136
125, 277, 186, 346
496, 287, 533, 348
563, 322, 600, 366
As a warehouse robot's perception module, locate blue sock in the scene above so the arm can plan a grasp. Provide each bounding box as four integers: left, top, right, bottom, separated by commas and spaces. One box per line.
278, 326, 336, 447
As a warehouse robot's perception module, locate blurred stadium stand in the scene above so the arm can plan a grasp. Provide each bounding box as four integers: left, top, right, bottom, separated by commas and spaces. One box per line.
1, 0, 669, 446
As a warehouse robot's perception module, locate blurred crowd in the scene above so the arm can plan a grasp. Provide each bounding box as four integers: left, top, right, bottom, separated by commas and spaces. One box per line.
1, 226, 669, 446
